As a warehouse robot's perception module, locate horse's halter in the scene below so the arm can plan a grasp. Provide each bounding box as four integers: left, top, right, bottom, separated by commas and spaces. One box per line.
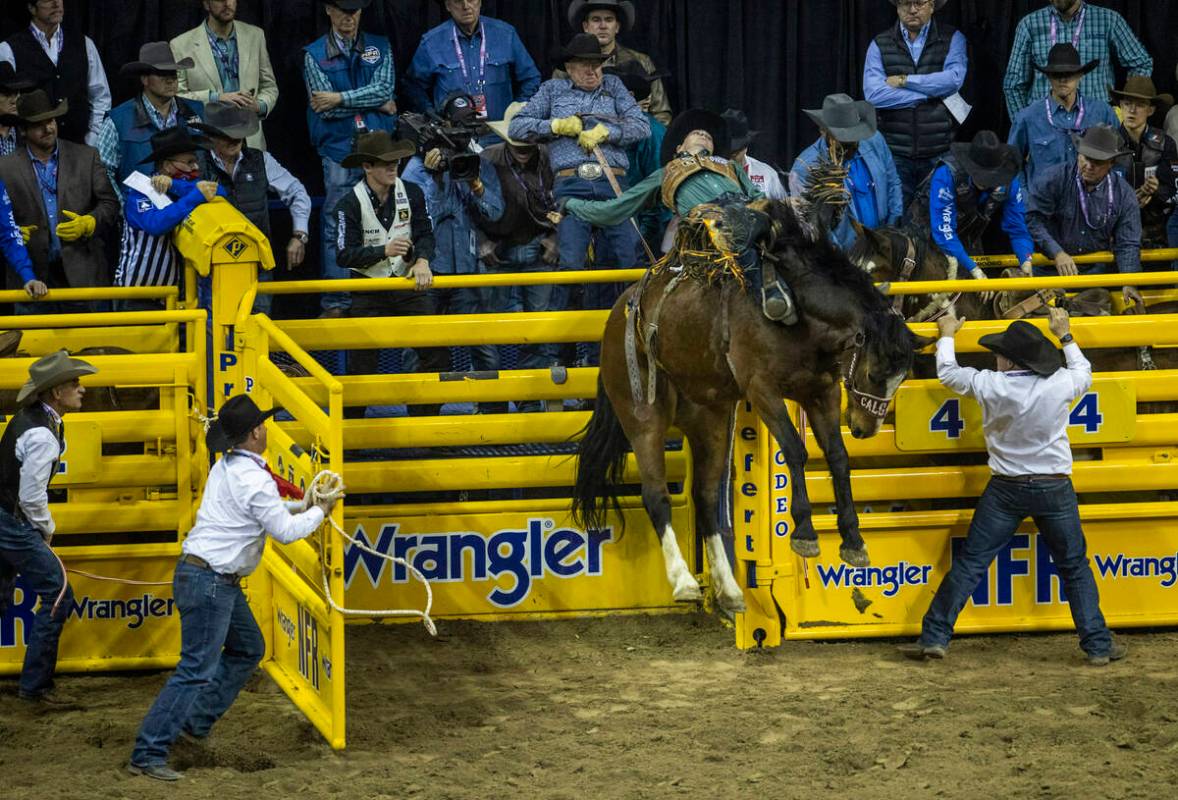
843, 331, 898, 421
890, 232, 918, 314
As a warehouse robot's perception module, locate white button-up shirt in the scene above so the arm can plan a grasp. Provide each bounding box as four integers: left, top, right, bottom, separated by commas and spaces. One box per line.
182, 449, 324, 576
936, 336, 1092, 477
14, 403, 63, 539
743, 154, 787, 201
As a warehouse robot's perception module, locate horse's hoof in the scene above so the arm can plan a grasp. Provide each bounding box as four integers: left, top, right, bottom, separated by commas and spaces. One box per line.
791, 538, 820, 559
673, 580, 703, 603
840, 546, 870, 568
717, 592, 747, 615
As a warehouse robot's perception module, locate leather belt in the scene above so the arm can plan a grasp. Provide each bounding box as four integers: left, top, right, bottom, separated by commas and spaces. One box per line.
556, 163, 626, 180
992, 473, 1069, 484
179, 553, 243, 585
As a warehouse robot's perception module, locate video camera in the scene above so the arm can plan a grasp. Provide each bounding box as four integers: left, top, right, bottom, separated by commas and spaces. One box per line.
400, 111, 483, 182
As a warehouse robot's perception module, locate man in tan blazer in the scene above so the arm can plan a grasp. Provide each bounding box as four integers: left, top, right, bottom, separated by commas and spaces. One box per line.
170, 0, 278, 150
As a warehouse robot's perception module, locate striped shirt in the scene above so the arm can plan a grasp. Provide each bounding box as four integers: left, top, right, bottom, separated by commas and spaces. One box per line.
1002, 2, 1153, 119
115, 178, 214, 287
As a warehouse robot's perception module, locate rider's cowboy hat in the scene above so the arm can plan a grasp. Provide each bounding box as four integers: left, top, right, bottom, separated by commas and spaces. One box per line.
1108, 76, 1174, 113
486, 102, 530, 146
803, 93, 878, 143
137, 127, 209, 165
559, 33, 611, 63
17, 351, 97, 406
120, 42, 195, 76
206, 394, 280, 452
978, 320, 1063, 377
191, 101, 260, 141
950, 130, 1022, 188
1033, 43, 1099, 77
340, 131, 416, 168
568, 1, 636, 33
1073, 124, 1132, 162
15, 90, 69, 125
661, 108, 731, 166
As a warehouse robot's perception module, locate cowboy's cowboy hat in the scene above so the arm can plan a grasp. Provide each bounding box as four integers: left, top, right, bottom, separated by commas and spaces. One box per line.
950, 130, 1022, 188
486, 102, 530, 146
888, 0, 949, 9
721, 109, 760, 155
191, 101, 260, 141
803, 93, 878, 143
326, 0, 371, 9
340, 131, 416, 168
0, 62, 35, 94
568, 0, 636, 32
206, 394, 280, 452
16, 351, 97, 406
120, 42, 195, 76
1073, 124, 1132, 161
1108, 75, 1174, 113
978, 320, 1063, 377
559, 33, 611, 63
137, 127, 209, 165
15, 90, 68, 125
605, 60, 668, 103
661, 108, 731, 166
1033, 43, 1099, 76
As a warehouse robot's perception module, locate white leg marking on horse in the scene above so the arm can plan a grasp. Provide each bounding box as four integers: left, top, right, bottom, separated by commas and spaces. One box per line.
705, 535, 746, 614
660, 525, 702, 602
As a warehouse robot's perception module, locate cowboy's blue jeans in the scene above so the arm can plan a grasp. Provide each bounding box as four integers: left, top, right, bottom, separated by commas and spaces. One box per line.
893, 154, 939, 223
320, 157, 362, 313
131, 561, 265, 767
553, 175, 638, 314
919, 477, 1113, 657
489, 237, 559, 369
0, 507, 71, 697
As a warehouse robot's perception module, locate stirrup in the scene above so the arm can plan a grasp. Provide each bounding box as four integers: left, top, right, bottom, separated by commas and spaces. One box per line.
762, 282, 798, 324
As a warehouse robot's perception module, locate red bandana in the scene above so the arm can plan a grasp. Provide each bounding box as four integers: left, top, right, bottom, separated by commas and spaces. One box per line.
264, 463, 305, 500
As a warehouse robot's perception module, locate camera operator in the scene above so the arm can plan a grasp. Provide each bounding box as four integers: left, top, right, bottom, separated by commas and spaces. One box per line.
402, 92, 507, 413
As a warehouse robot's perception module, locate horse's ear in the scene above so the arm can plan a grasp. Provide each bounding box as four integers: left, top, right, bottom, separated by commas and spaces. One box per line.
910, 333, 937, 352
849, 217, 866, 238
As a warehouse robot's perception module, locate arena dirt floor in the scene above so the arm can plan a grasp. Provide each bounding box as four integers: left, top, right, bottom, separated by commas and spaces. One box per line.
2, 613, 1176, 799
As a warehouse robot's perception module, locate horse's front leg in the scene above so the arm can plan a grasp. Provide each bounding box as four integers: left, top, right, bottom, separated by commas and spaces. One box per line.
804, 383, 869, 567
748, 386, 819, 560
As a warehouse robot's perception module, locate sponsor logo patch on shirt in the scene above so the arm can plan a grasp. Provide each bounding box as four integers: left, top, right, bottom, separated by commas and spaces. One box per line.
361, 45, 382, 65
937, 187, 954, 202
137, 199, 153, 213
398, 209, 410, 221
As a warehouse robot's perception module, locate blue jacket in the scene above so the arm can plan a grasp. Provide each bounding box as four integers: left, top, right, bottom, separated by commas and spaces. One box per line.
927, 165, 1034, 272
304, 32, 397, 164
401, 156, 504, 275
405, 17, 540, 119
123, 178, 224, 236
107, 96, 205, 186
791, 132, 903, 250
0, 179, 35, 285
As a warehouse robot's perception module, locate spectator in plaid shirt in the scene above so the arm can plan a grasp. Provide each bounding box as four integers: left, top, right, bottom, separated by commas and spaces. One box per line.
1003, 1, 1152, 121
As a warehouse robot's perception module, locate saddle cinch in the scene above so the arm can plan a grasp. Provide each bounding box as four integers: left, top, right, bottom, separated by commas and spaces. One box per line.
993, 267, 1111, 320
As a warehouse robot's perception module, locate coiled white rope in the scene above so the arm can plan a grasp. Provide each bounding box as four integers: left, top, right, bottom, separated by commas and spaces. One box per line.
307, 470, 437, 637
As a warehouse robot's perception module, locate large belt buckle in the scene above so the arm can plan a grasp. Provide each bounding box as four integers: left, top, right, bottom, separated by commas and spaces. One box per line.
577, 162, 604, 181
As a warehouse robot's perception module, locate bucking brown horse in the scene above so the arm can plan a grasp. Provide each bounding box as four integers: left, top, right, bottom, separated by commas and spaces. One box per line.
572, 199, 933, 613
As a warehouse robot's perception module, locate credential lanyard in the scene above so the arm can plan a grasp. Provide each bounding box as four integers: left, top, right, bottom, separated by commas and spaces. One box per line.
1076, 171, 1114, 230
1045, 95, 1085, 131
451, 20, 486, 94
1049, 3, 1086, 48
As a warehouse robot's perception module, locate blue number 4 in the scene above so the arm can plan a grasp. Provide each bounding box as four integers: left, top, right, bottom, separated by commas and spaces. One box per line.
1069, 393, 1103, 433
931, 399, 965, 439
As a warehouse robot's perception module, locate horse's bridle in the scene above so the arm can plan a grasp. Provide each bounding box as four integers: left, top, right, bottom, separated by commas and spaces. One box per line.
889, 232, 918, 314
842, 332, 898, 421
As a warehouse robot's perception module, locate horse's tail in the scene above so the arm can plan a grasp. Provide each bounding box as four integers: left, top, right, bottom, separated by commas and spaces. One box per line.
571, 377, 629, 538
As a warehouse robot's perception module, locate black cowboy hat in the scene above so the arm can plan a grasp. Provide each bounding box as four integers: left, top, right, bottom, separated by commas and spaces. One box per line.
604, 61, 668, 102
137, 126, 209, 165
568, 0, 636, 32
560, 32, 611, 63
341, 130, 416, 168
191, 100, 260, 141
1108, 75, 1174, 113
206, 394, 280, 452
950, 130, 1021, 188
720, 109, 760, 155
15, 90, 69, 125
978, 320, 1063, 377
1033, 43, 1099, 77
1073, 124, 1132, 162
0, 62, 36, 94
324, 0, 371, 10
121, 41, 195, 76
661, 108, 731, 166
803, 93, 878, 143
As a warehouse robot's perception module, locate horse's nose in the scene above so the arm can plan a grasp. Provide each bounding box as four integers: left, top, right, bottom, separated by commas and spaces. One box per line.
850, 426, 865, 439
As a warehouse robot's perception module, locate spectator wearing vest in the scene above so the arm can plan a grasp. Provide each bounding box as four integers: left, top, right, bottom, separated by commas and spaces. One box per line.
170, 0, 280, 151
333, 132, 450, 418
303, 0, 397, 318
0, 63, 36, 158
96, 42, 205, 196
194, 102, 311, 314
863, 0, 968, 215
1003, 1, 1152, 122
723, 109, 787, 202
0, 91, 118, 314
0, 0, 111, 147
406, 0, 540, 129
1008, 44, 1119, 192
1109, 77, 1177, 249
0, 351, 96, 707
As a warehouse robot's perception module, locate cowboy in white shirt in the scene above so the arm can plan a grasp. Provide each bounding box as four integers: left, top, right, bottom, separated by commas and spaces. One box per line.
722, 108, 786, 201
129, 394, 338, 782
901, 307, 1124, 666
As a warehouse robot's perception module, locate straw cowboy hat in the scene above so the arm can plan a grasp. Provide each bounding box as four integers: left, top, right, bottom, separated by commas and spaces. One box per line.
978, 320, 1063, 376
17, 351, 97, 406
120, 42, 195, 76
1108, 76, 1174, 113
1073, 125, 1132, 162
340, 131, 416, 168
486, 102, 530, 146
950, 130, 1022, 188
568, 1, 636, 32
192, 101, 260, 141
803, 93, 878, 143
1033, 43, 1099, 77
206, 394, 280, 451
15, 90, 69, 125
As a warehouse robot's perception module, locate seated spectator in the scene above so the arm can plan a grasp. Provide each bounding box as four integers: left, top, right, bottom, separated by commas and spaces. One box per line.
559, 1, 671, 125
606, 61, 669, 256
480, 102, 561, 394
303, 0, 397, 318
908, 130, 1033, 289
403, 93, 506, 410
1026, 125, 1143, 307
0, 0, 112, 146
1008, 44, 1118, 190
0, 179, 47, 300
333, 132, 450, 418
790, 93, 903, 251
171, 0, 280, 151
113, 128, 222, 307
0, 90, 118, 313
407, 0, 540, 128
723, 108, 786, 201
509, 33, 649, 323
0, 63, 35, 158
1109, 77, 1177, 249
96, 42, 204, 193
194, 102, 311, 314
1003, 0, 1152, 121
